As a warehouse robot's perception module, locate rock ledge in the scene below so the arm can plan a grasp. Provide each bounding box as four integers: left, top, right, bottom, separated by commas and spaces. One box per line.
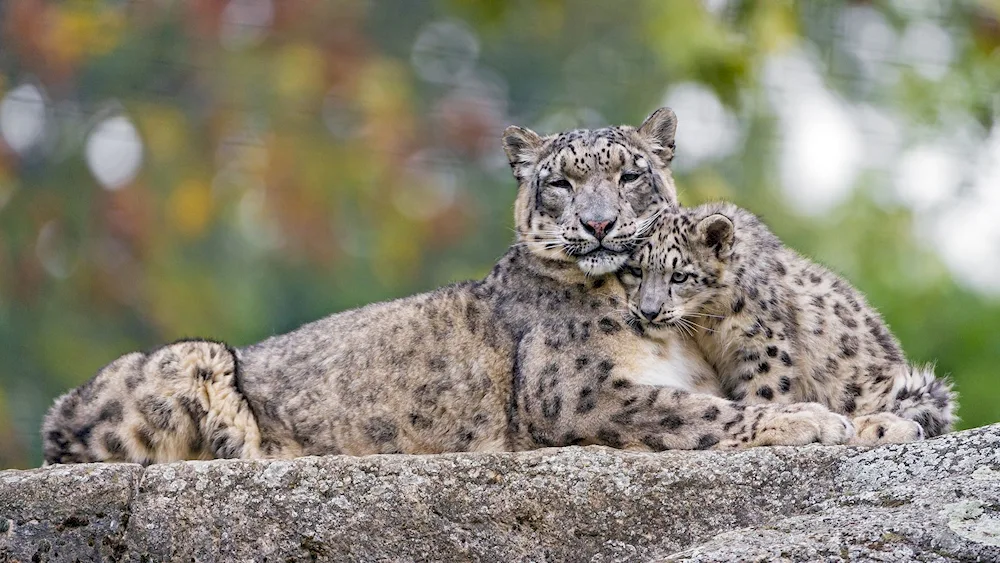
2, 425, 999, 562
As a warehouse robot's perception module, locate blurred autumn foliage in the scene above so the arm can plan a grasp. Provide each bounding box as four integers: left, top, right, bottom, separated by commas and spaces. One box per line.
1, 0, 999, 468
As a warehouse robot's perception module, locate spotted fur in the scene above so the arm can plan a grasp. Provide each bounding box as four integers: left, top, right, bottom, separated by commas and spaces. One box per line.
624, 202, 957, 445
42, 339, 261, 464
42, 111, 856, 464
504, 107, 679, 276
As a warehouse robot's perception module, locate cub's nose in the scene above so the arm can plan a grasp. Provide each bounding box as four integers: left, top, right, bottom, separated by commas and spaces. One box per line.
581, 217, 616, 240
640, 307, 660, 322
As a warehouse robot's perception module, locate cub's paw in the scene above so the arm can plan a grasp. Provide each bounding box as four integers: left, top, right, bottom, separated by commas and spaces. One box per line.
850, 412, 924, 446
719, 403, 854, 449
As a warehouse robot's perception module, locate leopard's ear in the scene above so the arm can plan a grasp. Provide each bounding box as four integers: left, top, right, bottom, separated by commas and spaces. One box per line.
502, 125, 542, 182
637, 107, 677, 164
696, 213, 735, 259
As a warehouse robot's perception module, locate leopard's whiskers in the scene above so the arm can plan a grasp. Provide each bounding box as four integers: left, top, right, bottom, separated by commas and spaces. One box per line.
681, 317, 716, 334
686, 312, 725, 320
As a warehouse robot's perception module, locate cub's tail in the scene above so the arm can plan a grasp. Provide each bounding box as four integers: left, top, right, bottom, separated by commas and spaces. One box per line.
892, 363, 957, 438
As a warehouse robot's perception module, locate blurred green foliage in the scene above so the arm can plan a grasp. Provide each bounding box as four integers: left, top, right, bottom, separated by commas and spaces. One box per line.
1, 0, 998, 468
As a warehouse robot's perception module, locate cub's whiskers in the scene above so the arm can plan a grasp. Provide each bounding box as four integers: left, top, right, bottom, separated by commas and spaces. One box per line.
678, 317, 716, 335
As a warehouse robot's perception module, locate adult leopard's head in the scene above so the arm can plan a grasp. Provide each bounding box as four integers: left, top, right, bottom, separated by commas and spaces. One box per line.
502, 108, 680, 276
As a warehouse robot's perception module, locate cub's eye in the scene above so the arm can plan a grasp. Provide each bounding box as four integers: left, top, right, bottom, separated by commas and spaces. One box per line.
620, 171, 642, 183
627, 266, 643, 278
671, 271, 689, 284
548, 178, 572, 189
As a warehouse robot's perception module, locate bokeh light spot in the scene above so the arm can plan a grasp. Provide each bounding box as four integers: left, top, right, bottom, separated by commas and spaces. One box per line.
411, 20, 480, 84
85, 114, 144, 191
894, 144, 961, 211
661, 82, 740, 170
220, 0, 275, 51
0, 83, 48, 155
899, 21, 955, 82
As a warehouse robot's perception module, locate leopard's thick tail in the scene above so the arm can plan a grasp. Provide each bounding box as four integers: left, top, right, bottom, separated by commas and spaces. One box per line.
42, 338, 263, 465
890, 363, 957, 438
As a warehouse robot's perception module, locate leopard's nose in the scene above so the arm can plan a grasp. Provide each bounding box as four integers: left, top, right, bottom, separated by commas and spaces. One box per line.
581, 217, 616, 240
640, 307, 659, 322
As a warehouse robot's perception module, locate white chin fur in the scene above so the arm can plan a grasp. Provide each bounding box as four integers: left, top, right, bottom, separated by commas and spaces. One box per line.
577, 253, 628, 276
642, 324, 674, 342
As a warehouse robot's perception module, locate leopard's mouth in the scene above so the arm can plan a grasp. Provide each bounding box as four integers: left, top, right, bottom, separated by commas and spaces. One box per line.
634, 317, 676, 342
575, 248, 628, 276
578, 248, 620, 259
628, 310, 677, 329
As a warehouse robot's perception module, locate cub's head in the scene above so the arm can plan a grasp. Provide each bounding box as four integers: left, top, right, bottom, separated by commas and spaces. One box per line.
502, 108, 680, 276
621, 207, 737, 339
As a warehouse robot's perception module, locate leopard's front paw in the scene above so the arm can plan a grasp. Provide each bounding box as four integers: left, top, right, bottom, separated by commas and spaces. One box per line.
720, 402, 854, 449
850, 412, 924, 446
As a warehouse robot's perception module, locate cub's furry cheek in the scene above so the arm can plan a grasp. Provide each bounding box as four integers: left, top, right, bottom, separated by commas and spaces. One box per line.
622, 183, 657, 215
617, 266, 643, 290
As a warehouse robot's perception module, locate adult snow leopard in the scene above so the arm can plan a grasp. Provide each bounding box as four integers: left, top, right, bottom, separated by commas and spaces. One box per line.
43, 109, 852, 464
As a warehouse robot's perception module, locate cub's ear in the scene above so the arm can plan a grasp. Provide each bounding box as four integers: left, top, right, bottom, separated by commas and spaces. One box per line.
697, 213, 735, 259
502, 125, 542, 180
637, 107, 677, 163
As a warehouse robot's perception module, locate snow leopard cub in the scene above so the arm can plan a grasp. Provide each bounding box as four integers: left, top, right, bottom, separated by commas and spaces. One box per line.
622, 202, 956, 445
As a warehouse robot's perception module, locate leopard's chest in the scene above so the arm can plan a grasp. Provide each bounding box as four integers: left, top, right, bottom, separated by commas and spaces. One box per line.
630, 337, 721, 395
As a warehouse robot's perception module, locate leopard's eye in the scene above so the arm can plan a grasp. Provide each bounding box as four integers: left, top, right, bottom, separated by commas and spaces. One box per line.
671, 271, 689, 284
620, 171, 642, 183
548, 178, 572, 189
627, 266, 644, 278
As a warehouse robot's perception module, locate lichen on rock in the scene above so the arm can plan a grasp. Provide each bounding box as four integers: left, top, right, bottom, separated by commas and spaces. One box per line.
2, 424, 999, 562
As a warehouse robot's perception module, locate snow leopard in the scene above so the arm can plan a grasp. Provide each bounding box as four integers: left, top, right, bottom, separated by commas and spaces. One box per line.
42, 110, 853, 465
622, 201, 956, 445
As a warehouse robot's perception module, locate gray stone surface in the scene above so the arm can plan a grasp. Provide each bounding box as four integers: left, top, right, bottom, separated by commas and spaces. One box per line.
1, 425, 998, 562
663, 424, 1000, 562
0, 463, 141, 561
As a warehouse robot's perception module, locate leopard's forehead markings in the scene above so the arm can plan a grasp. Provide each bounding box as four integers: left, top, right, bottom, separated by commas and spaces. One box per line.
641, 215, 692, 272
537, 126, 647, 176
